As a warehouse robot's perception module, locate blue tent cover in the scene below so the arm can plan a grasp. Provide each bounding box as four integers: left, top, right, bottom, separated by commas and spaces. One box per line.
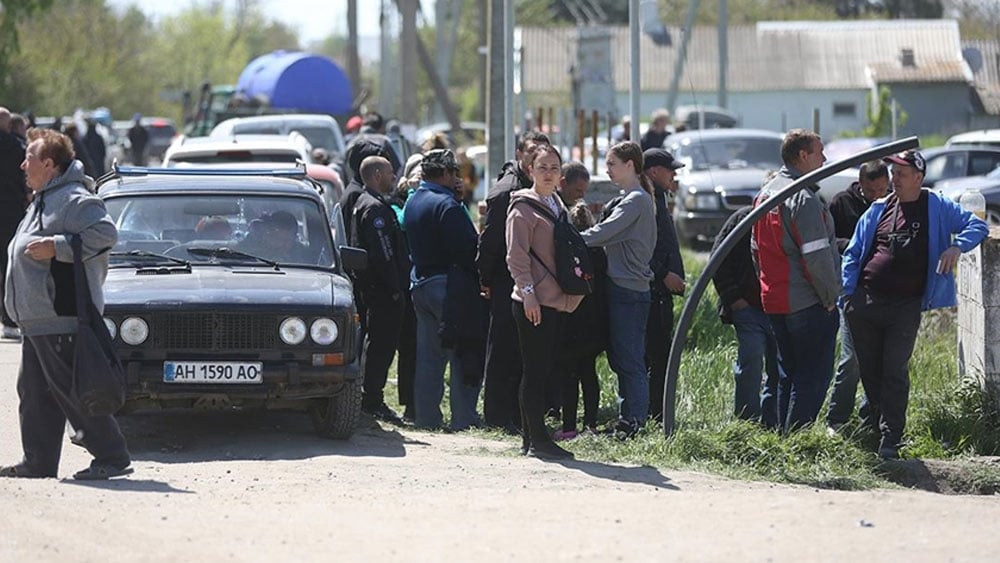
236, 51, 353, 115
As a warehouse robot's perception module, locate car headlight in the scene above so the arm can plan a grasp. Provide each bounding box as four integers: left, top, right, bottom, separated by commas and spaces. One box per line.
103, 317, 117, 340
279, 317, 307, 345
684, 193, 721, 210
310, 318, 339, 345
120, 317, 148, 345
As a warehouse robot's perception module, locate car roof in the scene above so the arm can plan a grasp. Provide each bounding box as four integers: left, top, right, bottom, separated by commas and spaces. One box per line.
164, 134, 312, 163
946, 129, 1000, 146
96, 167, 325, 202
216, 113, 338, 126
667, 128, 784, 143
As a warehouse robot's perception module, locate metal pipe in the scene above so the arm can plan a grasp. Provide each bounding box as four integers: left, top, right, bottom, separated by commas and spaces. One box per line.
629, 0, 641, 143
661, 136, 921, 437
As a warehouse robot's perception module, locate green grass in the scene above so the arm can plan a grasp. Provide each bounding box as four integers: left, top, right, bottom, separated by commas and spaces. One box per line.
385, 249, 1000, 490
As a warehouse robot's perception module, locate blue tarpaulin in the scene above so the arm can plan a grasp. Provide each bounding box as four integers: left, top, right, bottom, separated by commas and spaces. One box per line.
236, 51, 353, 115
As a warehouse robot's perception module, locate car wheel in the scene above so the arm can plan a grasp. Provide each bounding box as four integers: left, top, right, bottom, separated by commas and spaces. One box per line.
986, 206, 1000, 227
309, 379, 362, 439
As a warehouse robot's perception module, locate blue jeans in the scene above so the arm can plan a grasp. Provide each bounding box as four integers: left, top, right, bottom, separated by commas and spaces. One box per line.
731, 305, 781, 426
768, 304, 839, 433
607, 282, 651, 424
410, 275, 482, 430
826, 307, 869, 427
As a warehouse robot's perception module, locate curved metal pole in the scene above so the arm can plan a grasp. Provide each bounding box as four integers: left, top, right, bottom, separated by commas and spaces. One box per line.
662, 136, 921, 437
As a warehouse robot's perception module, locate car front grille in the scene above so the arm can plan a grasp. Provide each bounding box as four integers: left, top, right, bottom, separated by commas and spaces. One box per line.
152, 312, 277, 351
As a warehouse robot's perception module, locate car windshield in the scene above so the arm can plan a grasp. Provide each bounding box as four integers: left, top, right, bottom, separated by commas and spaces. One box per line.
104, 194, 335, 268
673, 137, 782, 171
230, 124, 344, 155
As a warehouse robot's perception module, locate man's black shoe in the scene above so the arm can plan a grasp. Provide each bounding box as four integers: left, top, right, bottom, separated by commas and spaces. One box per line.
527, 441, 574, 461
363, 403, 404, 425
609, 419, 640, 441
402, 405, 416, 423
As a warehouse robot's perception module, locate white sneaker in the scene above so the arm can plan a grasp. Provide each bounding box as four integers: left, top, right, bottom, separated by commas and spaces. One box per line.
1, 326, 20, 340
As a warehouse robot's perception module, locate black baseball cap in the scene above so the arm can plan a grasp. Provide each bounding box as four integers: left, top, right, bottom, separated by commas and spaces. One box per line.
643, 148, 685, 171
883, 149, 926, 174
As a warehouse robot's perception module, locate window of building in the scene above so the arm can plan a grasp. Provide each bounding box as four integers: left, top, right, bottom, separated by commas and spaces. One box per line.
833, 102, 857, 117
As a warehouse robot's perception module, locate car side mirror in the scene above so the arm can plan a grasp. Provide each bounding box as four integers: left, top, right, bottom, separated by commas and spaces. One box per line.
339, 245, 368, 272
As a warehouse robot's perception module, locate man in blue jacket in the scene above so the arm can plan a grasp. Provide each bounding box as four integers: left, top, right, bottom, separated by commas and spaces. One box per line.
403, 149, 481, 430
842, 149, 987, 459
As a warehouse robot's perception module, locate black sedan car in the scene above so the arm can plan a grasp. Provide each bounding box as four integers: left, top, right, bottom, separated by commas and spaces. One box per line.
665, 128, 784, 247
96, 166, 366, 438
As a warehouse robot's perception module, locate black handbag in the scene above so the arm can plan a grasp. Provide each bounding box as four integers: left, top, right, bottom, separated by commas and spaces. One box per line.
70, 235, 125, 417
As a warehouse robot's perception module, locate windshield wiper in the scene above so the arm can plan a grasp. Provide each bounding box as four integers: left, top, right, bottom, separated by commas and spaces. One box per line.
111, 250, 191, 269
185, 247, 281, 270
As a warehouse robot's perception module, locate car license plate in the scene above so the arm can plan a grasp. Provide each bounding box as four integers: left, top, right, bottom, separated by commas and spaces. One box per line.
163, 361, 263, 384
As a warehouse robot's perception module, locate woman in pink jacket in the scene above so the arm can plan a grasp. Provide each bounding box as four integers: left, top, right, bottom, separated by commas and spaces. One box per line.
506, 144, 584, 460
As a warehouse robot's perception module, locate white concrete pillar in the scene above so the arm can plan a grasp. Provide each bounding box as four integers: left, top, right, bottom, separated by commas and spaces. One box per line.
957, 232, 1000, 409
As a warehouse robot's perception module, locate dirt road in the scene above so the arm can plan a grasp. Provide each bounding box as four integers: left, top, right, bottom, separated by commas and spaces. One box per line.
1, 339, 998, 562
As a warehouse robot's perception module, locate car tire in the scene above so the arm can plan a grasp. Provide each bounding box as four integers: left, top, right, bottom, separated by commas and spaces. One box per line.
309, 379, 362, 439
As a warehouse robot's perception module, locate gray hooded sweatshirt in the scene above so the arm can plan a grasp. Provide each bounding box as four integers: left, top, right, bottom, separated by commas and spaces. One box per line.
5, 160, 117, 336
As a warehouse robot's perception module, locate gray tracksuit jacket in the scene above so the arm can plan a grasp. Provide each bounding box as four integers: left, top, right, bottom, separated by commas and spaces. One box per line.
5, 160, 117, 336
580, 186, 656, 292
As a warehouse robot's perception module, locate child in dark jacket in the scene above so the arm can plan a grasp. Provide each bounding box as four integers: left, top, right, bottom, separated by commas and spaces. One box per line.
553, 202, 607, 439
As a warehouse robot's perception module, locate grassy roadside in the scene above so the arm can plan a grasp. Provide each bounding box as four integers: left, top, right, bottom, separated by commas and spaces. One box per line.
387, 249, 1000, 492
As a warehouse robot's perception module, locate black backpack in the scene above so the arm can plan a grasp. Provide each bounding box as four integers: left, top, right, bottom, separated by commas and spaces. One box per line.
510, 196, 594, 296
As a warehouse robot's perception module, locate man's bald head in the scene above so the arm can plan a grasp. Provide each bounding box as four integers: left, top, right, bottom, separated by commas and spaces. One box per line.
0, 107, 10, 132
359, 155, 395, 195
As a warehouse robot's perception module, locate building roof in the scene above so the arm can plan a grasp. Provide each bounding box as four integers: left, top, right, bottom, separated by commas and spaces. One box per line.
520, 19, 970, 93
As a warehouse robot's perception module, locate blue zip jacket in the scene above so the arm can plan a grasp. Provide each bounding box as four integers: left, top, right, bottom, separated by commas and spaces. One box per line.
841, 188, 987, 311
402, 179, 477, 282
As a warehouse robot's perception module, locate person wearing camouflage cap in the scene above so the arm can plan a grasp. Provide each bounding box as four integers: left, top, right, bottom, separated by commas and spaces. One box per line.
402, 149, 482, 430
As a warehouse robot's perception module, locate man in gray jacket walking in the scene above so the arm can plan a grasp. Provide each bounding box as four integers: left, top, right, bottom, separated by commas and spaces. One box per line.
0, 128, 131, 480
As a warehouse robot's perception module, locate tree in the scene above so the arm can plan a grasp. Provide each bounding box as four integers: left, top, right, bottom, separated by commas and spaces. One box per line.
863, 85, 908, 138
0, 0, 54, 97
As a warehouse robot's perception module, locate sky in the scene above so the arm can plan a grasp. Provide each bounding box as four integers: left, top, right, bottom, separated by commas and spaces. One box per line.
107, 0, 434, 45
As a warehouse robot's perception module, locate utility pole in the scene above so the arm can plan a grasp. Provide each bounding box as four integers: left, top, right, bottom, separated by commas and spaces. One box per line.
718, 0, 728, 108
486, 0, 507, 187
379, 0, 399, 117
478, 0, 488, 121
399, 0, 418, 123
346, 0, 360, 100
666, 0, 701, 113
629, 0, 640, 143
433, 0, 463, 123
504, 0, 514, 163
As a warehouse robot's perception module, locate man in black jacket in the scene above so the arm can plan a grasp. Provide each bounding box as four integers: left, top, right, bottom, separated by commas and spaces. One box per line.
825, 160, 889, 431
351, 156, 410, 424
711, 205, 781, 427
476, 130, 550, 432
641, 149, 686, 422
0, 107, 27, 340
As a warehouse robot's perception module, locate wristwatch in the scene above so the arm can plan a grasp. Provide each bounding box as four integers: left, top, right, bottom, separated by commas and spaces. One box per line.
521, 284, 535, 295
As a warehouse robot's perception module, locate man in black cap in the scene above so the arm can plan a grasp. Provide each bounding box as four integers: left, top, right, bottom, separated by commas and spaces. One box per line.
642, 149, 686, 421
842, 149, 987, 459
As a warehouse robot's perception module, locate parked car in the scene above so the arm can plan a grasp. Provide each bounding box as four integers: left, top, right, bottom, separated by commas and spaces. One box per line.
210, 114, 346, 162
163, 133, 314, 167
946, 129, 1000, 148
97, 166, 367, 438
666, 128, 784, 247
936, 168, 1000, 225
415, 121, 487, 147
143, 117, 178, 161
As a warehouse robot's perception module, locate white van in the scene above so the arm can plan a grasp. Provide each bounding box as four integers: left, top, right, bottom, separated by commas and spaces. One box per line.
946, 129, 1000, 147
210, 114, 346, 159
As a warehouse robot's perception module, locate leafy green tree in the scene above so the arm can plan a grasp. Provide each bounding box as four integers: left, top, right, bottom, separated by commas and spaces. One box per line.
0, 0, 54, 99
863, 85, 908, 138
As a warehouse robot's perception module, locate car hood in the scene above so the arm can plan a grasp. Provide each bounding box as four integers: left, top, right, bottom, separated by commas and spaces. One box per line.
105, 266, 353, 308
935, 176, 1000, 201
679, 168, 771, 193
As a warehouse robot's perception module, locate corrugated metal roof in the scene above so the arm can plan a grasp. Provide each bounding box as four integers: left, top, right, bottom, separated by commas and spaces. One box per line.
964, 39, 1000, 87
868, 60, 970, 83
521, 19, 968, 93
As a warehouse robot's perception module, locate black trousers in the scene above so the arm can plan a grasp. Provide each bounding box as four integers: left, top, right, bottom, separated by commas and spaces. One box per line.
483, 278, 522, 429
18, 334, 130, 475
396, 295, 417, 408
360, 292, 405, 408
645, 291, 674, 421
556, 352, 601, 431
512, 301, 565, 447
845, 287, 922, 446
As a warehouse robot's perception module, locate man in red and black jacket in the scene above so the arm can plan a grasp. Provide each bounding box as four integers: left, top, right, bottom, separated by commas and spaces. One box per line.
751, 129, 841, 433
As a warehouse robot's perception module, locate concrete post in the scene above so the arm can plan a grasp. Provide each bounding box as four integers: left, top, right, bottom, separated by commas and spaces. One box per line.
957, 232, 1000, 409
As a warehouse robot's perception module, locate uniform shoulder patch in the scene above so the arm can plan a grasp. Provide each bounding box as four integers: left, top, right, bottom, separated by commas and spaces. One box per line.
373, 216, 385, 229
